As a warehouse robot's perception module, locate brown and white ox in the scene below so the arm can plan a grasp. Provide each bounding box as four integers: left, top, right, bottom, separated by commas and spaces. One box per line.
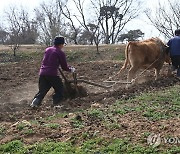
117, 38, 171, 84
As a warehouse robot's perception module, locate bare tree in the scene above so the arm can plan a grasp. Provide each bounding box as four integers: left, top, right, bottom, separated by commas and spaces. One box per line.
87, 23, 102, 53
71, 0, 103, 52
62, 23, 82, 44
0, 26, 8, 44
34, 0, 64, 46
145, 0, 180, 39
90, 0, 142, 44
57, 0, 81, 44
5, 6, 38, 56
5, 6, 22, 56
72, 0, 141, 44
79, 24, 100, 45
78, 30, 92, 44
72, 0, 90, 32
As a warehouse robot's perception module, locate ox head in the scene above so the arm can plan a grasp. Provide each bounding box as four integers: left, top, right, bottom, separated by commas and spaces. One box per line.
155, 37, 171, 64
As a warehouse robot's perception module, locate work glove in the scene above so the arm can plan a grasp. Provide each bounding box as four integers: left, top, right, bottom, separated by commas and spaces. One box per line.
70, 67, 76, 73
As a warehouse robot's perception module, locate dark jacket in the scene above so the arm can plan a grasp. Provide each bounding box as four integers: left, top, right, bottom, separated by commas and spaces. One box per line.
167, 36, 180, 56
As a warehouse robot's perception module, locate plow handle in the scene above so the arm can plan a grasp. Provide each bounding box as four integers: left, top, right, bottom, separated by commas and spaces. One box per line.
58, 68, 68, 83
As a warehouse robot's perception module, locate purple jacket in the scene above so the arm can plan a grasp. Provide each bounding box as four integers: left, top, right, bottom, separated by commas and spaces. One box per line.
39, 46, 71, 76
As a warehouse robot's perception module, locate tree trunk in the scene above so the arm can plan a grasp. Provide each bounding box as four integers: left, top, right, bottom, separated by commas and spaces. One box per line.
13, 48, 16, 56
95, 42, 100, 54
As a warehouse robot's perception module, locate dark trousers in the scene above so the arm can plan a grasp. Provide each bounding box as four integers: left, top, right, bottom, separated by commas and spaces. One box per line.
171, 56, 180, 76
171, 56, 180, 68
34, 75, 64, 104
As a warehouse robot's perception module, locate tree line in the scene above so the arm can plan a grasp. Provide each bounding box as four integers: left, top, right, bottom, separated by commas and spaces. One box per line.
0, 0, 179, 49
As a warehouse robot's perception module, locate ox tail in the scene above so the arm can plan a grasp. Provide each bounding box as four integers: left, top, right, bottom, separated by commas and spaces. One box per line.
108, 42, 131, 80
119, 42, 131, 73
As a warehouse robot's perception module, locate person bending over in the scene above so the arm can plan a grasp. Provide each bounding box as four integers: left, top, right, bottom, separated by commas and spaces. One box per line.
30, 36, 75, 108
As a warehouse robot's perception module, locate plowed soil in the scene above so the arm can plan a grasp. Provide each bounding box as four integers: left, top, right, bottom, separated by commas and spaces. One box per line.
0, 51, 179, 145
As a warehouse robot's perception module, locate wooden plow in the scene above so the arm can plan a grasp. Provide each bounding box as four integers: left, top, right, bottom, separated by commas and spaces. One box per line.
59, 68, 132, 91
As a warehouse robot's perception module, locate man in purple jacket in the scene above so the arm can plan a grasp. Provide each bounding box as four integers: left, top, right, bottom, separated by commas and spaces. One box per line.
30, 36, 75, 108
167, 29, 180, 77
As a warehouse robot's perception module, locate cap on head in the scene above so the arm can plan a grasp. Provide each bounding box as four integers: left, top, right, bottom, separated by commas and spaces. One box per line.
54, 36, 65, 45
175, 29, 180, 36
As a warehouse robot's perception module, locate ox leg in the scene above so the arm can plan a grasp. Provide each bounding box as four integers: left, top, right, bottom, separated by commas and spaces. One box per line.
154, 68, 160, 80
126, 66, 137, 88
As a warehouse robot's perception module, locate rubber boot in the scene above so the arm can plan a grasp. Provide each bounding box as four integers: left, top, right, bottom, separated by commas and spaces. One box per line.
30, 98, 41, 108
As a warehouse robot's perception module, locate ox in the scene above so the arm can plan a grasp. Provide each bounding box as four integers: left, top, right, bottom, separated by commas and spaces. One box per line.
117, 38, 170, 83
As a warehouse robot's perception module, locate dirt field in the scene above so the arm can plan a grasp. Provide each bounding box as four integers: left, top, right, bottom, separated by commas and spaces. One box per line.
0, 45, 179, 152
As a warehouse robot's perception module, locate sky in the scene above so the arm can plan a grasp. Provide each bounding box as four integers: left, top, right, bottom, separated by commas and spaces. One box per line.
0, 0, 168, 41
0, 0, 41, 12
